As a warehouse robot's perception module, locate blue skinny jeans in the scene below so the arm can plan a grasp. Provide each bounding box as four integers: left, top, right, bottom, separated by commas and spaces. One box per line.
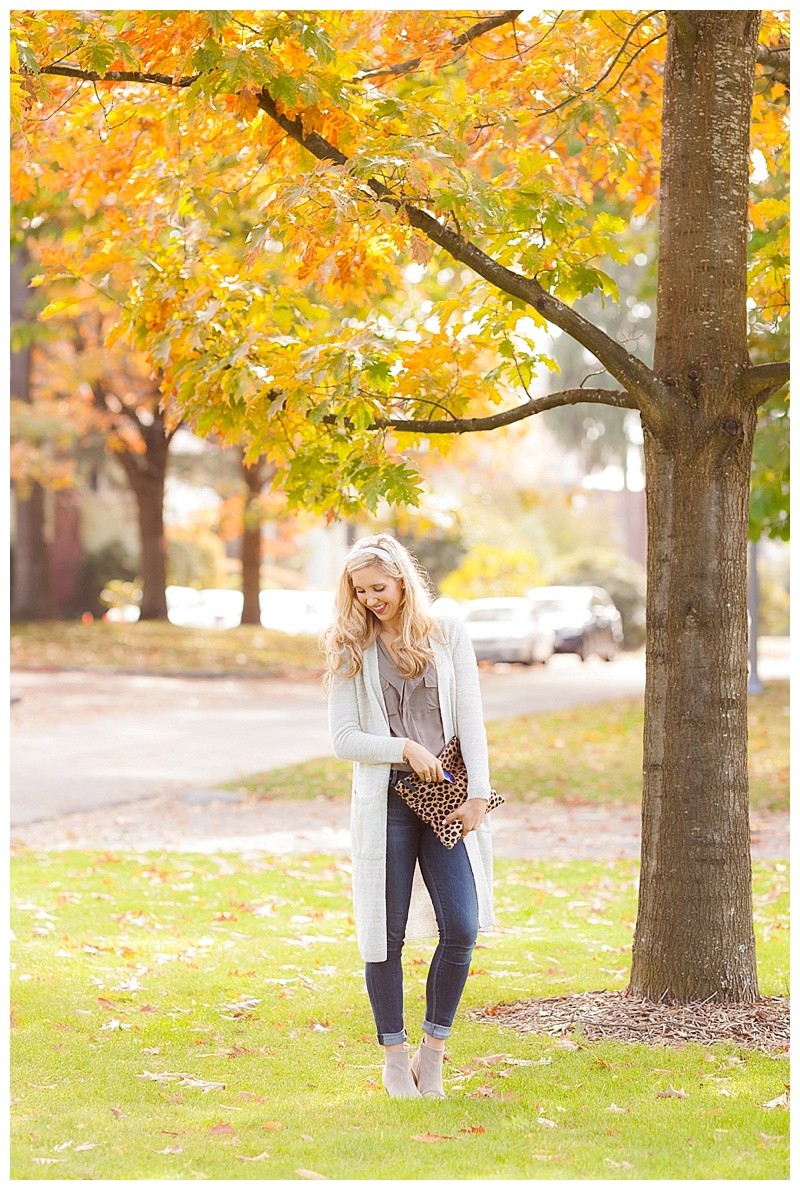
364, 779, 479, 1046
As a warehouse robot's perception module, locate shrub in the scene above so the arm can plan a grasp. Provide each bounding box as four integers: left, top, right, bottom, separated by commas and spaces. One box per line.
69, 541, 139, 619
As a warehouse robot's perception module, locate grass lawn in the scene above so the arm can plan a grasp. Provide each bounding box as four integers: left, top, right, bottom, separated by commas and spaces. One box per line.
227, 680, 789, 813
10, 620, 325, 678
11, 850, 789, 1180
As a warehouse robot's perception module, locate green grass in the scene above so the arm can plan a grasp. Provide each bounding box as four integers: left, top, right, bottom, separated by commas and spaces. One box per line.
10, 620, 325, 678
227, 680, 789, 812
11, 850, 789, 1180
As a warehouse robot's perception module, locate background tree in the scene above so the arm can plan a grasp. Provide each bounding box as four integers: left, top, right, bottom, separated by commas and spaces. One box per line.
11, 241, 55, 620
12, 9, 789, 1004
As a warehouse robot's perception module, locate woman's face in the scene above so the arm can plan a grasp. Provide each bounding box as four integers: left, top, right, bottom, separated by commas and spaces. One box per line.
351, 563, 404, 632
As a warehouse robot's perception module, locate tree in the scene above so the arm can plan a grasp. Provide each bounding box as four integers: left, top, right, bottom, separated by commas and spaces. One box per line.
10, 242, 56, 620
240, 453, 275, 624
12, 9, 789, 1003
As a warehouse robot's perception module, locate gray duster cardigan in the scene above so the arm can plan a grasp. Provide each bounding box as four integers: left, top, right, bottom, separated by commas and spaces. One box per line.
328, 614, 495, 963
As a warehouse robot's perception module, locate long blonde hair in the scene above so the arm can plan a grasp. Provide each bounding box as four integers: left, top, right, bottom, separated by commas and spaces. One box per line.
323, 533, 440, 684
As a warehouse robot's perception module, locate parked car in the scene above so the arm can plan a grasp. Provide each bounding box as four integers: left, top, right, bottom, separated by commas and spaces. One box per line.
165, 587, 243, 629
461, 597, 554, 665
260, 589, 335, 635
527, 585, 623, 661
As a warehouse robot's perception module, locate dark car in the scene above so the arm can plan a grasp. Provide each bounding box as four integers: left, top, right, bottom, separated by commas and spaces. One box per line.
527, 585, 624, 661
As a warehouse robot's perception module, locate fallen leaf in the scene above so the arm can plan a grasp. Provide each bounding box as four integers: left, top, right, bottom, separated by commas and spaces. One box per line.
236, 1151, 271, 1162
295, 1170, 329, 1180
606, 1103, 629, 1114
157, 1146, 184, 1155
209, 1121, 236, 1137
110, 1107, 124, 1119
537, 1117, 558, 1129
656, 1084, 689, 1099
412, 1132, 457, 1143
460, 1125, 485, 1134
262, 1121, 283, 1131
761, 1091, 789, 1110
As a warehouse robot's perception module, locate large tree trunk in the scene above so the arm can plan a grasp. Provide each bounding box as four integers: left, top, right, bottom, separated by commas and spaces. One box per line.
241, 456, 272, 626
117, 410, 170, 621
10, 243, 55, 621
629, 12, 761, 1001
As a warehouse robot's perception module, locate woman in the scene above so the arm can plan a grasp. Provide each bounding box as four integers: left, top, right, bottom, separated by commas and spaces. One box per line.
324, 533, 495, 1099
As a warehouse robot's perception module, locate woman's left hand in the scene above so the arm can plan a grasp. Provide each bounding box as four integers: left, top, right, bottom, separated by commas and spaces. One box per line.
444, 798, 488, 838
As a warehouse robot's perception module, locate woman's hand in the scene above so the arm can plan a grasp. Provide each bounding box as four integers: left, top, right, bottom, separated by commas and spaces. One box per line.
402, 739, 445, 783
444, 798, 487, 838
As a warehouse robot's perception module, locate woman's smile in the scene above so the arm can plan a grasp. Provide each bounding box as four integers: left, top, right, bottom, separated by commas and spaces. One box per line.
351, 563, 403, 631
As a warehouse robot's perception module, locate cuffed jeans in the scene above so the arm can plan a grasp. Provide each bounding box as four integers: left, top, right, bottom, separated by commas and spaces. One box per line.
365, 780, 479, 1046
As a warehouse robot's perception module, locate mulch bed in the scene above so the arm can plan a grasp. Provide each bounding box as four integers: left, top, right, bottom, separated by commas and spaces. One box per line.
473, 990, 790, 1053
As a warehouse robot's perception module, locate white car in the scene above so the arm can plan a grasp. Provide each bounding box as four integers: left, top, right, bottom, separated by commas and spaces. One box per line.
461, 597, 554, 665
166, 587, 243, 629
260, 589, 335, 635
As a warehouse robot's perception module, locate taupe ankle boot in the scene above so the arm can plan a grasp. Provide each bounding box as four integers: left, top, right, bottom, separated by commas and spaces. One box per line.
382, 1046, 421, 1098
410, 1037, 446, 1098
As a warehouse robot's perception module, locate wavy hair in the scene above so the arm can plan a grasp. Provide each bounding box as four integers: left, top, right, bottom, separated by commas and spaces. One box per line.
323, 533, 440, 684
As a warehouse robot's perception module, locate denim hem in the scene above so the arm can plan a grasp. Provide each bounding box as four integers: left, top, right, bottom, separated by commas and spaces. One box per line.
378, 1028, 407, 1047
422, 1019, 452, 1040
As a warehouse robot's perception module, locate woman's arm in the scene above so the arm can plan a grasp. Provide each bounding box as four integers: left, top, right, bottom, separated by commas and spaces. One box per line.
328, 671, 408, 765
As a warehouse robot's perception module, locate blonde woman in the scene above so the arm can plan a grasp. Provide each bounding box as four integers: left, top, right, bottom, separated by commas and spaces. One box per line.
324, 533, 494, 1099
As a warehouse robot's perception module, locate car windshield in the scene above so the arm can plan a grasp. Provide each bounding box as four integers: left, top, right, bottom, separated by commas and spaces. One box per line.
464, 606, 525, 622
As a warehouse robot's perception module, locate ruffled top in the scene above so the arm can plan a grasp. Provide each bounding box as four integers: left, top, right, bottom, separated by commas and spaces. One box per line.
376, 637, 445, 770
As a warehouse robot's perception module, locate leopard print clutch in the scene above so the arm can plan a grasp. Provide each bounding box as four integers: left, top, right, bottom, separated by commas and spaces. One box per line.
393, 736, 504, 849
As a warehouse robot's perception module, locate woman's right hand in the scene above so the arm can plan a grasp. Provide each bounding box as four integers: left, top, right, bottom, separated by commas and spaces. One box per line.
402, 739, 445, 783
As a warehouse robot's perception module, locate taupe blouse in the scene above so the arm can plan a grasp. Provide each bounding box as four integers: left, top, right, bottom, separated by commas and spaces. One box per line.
376, 637, 446, 771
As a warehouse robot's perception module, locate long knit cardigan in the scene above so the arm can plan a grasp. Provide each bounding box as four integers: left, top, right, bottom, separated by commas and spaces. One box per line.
328, 614, 495, 963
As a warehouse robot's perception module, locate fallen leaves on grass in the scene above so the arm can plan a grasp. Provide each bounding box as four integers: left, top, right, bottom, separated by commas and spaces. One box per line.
209, 1121, 236, 1137
656, 1084, 689, 1100
236, 1151, 271, 1162
412, 1132, 458, 1143
761, 1089, 789, 1110
137, 1071, 226, 1091
295, 1170, 329, 1179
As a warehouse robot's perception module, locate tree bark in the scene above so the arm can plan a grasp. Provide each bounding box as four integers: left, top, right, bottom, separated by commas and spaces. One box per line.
629, 12, 761, 1002
241, 455, 273, 626
10, 243, 55, 621
116, 410, 170, 621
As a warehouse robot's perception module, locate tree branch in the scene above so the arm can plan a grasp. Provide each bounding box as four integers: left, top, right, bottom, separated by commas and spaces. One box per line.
256, 88, 676, 433
33, 56, 677, 432
39, 64, 198, 87
746, 360, 790, 406
375, 387, 635, 434
756, 44, 789, 87
357, 9, 524, 80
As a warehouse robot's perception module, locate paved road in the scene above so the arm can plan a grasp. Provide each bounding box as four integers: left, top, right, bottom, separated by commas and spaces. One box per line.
10, 640, 789, 828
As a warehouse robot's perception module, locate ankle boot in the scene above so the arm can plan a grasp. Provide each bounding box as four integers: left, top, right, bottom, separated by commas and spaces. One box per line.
382, 1046, 421, 1098
410, 1037, 446, 1098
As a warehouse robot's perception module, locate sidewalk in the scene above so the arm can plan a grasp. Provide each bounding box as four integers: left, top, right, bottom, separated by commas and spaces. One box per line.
10, 787, 788, 861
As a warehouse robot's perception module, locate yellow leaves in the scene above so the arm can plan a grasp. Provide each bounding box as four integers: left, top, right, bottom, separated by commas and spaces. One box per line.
234, 87, 262, 122
750, 197, 789, 230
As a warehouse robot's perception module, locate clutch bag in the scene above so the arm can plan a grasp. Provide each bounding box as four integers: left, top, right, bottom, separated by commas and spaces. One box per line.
393, 736, 504, 849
